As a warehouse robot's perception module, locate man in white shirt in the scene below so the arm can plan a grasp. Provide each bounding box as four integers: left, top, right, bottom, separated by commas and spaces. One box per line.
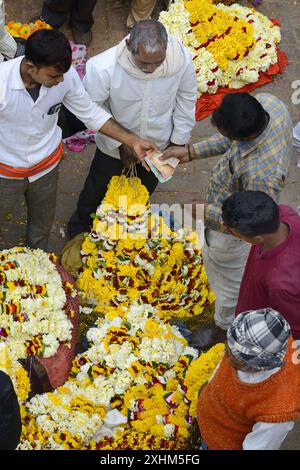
0, 29, 157, 250
67, 19, 197, 238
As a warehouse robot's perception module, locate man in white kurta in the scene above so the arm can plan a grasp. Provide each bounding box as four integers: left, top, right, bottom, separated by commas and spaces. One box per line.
67, 19, 197, 238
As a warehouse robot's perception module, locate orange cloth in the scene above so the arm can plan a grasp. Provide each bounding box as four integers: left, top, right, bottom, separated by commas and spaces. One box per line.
0, 142, 63, 178
197, 338, 300, 450
196, 46, 288, 121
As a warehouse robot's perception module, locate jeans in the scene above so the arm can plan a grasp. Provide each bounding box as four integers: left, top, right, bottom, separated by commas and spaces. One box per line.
67, 148, 158, 238
42, 0, 97, 32
0, 166, 59, 251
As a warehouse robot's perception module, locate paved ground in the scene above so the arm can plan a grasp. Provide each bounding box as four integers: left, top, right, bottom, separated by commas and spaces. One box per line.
4, 0, 300, 449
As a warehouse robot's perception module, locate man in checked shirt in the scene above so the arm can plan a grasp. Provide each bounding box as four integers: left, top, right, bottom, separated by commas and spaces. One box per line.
161, 92, 293, 349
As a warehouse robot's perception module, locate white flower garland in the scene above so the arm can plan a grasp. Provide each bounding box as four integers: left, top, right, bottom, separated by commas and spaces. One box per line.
159, 0, 281, 94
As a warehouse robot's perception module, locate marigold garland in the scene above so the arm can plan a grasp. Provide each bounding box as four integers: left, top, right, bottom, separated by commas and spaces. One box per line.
0, 343, 30, 403
185, 0, 255, 71
19, 300, 226, 449
76, 175, 215, 321
184, 343, 225, 416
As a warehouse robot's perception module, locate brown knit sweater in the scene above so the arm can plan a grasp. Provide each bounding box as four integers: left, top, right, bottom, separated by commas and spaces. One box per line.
197, 338, 300, 450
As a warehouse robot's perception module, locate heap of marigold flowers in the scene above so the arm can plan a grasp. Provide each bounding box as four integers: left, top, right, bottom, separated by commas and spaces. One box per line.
76, 175, 215, 321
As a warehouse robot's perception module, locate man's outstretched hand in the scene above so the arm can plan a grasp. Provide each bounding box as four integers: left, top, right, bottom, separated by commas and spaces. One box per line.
125, 136, 160, 171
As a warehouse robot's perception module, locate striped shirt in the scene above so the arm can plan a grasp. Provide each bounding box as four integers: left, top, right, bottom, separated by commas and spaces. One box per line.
193, 93, 293, 232
0, 1, 17, 61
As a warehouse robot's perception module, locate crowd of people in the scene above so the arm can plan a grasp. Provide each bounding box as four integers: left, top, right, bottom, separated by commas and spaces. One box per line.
0, 0, 299, 452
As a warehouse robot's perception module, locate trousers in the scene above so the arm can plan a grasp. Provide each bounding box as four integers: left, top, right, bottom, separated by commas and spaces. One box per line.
42, 0, 97, 32
202, 228, 250, 330
0, 166, 59, 251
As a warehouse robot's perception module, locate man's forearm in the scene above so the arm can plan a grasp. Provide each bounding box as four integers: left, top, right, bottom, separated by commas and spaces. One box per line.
99, 118, 136, 148
99, 118, 158, 160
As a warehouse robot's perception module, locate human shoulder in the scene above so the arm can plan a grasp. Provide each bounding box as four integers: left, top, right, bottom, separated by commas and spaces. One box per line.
255, 92, 289, 114
86, 46, 118, 74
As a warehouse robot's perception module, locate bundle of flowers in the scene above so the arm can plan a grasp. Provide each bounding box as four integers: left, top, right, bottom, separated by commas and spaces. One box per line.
76, 175, 215, 321
159, 0, 281, 94
19, 303, 199, 449
5, 19, 52, 39
0, 343, 30, 403
0, 247, 75, 360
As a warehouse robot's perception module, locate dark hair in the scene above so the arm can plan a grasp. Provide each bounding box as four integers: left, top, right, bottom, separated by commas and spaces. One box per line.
129, 20, 168, 55
25, 29, 72, 73
222, 191, 280, 236
212, 93, 267, 139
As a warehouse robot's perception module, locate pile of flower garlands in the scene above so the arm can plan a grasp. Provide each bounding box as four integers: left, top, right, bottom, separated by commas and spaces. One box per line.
159, 0, 280, 94
0, 343, 30, 404
5, 19, 52, 39
0, 247, 75, 360
76, 175, 215, 321
18, 302, 225, 450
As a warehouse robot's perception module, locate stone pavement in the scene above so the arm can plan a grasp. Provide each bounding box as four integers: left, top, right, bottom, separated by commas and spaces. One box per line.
3, 0, 300, 449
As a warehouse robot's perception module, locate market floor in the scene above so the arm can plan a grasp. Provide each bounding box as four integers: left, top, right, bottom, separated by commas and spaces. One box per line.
4, 0, 300, 450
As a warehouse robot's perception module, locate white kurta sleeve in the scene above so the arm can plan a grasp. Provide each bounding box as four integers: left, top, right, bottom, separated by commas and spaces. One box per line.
242, 421, 294, 450
170, 53, 197, 145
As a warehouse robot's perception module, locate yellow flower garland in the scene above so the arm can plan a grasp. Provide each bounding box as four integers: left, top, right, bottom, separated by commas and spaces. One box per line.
185, 0, 254, 70
0, 343, 30, 404
184, 343, 225, 416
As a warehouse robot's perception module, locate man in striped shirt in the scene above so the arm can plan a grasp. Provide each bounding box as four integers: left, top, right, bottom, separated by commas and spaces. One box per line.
161, 93, 293, 348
